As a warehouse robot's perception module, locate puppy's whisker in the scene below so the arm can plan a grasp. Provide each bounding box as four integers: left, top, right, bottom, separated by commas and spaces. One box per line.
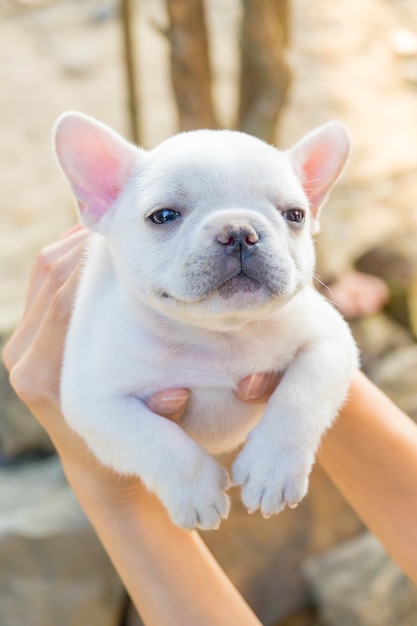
313, 272, 337, 306
302, 186, 326, 192
188, 329, 220, 355
242, 328, 266, 349
301, 174, 330, 184
313, 273, 330, 291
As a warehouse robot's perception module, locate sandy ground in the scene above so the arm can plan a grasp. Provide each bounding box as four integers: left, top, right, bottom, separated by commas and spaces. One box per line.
2, 0, 417, 335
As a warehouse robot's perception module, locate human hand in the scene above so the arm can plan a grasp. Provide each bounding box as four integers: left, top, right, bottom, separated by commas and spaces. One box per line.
327, 270, 389, 319
146, 371, 281, 421
2, 225, 96, 459
3, 224, 87, 430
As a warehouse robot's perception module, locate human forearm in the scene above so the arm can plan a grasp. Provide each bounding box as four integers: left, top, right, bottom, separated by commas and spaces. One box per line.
63, 453, 261, 626
318, 371, 417, 583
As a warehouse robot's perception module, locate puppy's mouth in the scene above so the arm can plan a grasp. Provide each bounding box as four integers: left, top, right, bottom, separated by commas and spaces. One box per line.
216, 271, 262, 298
156, 271, 262, 303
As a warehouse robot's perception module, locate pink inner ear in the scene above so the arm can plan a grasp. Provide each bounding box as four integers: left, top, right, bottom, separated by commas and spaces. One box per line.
71, 153, 123, 220
289, 122, 351, 217
300, 145, 334, 210
55, 113, 139, 227
72, 183, 119, 219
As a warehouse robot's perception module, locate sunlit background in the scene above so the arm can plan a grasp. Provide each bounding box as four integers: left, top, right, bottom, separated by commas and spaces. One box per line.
1, 1, 417, 625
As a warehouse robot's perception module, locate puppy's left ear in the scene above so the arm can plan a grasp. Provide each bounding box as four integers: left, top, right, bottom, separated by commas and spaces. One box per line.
54, 112, 143, 231
288, 121, 351, 232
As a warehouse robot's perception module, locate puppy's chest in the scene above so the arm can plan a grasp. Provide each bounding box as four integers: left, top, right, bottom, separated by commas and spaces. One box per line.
140, 326, 296, 394
146, 337, 279, 453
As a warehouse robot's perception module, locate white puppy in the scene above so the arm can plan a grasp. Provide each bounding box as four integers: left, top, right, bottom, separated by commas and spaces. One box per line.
54, 113, 358, 530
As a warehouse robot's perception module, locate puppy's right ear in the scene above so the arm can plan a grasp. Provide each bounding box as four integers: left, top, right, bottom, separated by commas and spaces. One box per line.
53, 112, 142, 230
288, 121, 351, 232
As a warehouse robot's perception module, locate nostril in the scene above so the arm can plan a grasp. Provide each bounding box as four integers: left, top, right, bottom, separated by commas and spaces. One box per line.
245, 232, 259, 246
217, 233, 235, 246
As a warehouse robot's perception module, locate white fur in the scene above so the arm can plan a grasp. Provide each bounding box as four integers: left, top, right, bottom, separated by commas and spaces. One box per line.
55, 113, 358, 530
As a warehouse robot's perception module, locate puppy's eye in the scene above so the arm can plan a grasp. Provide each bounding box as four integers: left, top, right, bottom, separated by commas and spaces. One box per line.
149, 209, 181, 224
282, 209, 305, 225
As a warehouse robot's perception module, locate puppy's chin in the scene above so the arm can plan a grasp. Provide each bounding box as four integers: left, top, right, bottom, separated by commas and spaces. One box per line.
216, 274, 263, 299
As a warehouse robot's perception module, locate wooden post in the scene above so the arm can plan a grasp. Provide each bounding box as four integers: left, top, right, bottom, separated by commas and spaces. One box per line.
237, 0, 291, 143
120, 0, 141, 144
165, 0, 219, 131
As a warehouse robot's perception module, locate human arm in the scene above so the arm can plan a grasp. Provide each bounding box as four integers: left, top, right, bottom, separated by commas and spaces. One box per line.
2, 227, 261, 626
317, 371, 417, 583
151, 366, 417, 584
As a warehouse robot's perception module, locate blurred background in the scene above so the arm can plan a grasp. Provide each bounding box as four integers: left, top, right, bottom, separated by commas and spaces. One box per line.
1, 0, 417, 624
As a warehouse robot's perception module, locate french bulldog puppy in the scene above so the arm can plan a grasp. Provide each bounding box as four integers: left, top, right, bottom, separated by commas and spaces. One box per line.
54, 112, 358, 530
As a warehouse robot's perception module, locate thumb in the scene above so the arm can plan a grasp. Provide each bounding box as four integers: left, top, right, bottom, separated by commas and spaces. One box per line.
235, 372, 282, 403
145, 388, 191, 423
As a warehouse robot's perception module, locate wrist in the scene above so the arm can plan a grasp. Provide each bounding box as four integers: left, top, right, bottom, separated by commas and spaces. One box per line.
59, 448, 149, 516
36, 408, 149, 516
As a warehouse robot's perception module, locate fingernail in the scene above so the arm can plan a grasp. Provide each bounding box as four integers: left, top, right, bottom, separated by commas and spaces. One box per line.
147, 388, 190, 415
241, 373, 269, 400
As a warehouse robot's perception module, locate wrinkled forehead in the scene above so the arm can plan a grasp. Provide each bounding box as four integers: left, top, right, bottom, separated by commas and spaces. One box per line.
136, 130, 306, 209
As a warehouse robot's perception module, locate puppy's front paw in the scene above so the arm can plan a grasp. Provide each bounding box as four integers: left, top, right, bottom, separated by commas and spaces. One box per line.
161, 454, 231, 531
232, 439, 313, 518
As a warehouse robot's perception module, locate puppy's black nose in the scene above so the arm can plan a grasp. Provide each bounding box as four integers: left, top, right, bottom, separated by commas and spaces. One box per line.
216, 225, 259, 258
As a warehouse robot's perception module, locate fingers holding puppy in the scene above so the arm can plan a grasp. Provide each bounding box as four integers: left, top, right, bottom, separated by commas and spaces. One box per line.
3, 225, 88, 413
145, 372, 282, 422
